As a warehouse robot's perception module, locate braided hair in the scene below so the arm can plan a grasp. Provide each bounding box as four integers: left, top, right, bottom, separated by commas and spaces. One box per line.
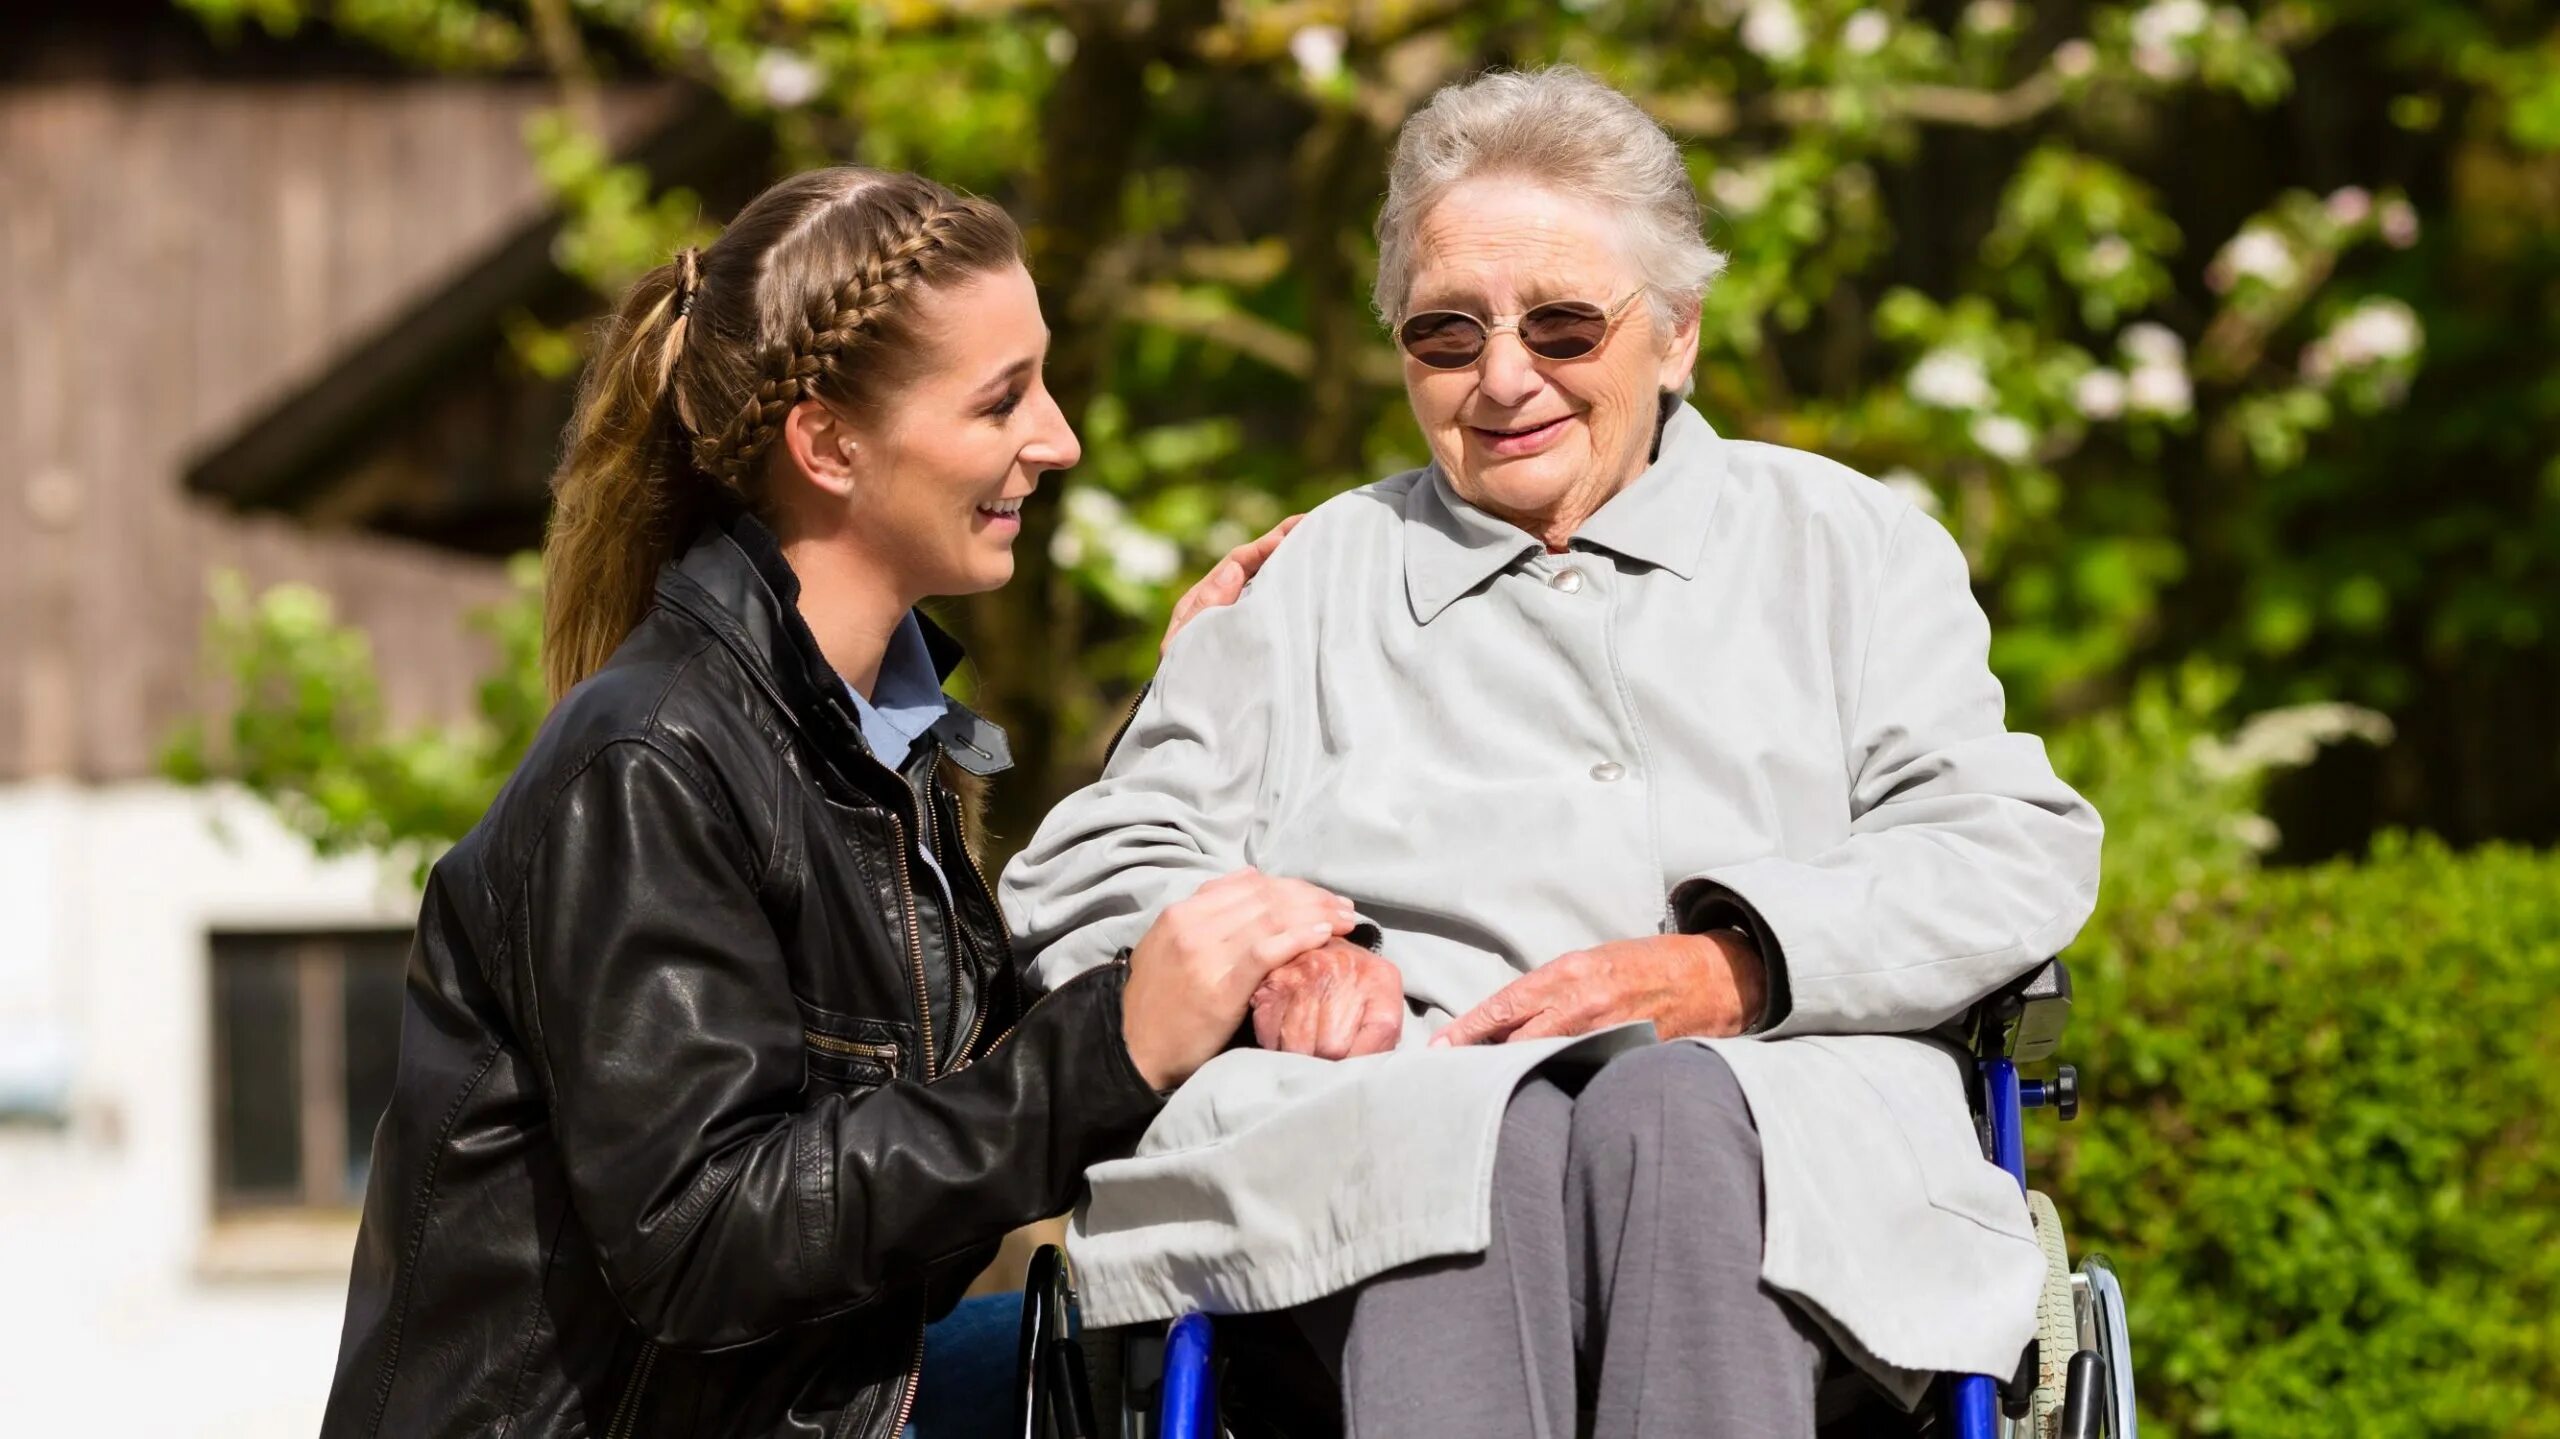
541, 168, 1024, 701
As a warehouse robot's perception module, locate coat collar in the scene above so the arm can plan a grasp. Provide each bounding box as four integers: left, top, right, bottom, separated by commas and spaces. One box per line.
1402, 401, 1726, 625
658, 503, 1013, 777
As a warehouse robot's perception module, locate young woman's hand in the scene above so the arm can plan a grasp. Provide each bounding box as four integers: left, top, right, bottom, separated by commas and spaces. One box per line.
1120, 867, 1357, 1090
1160, 515, 1304, 655
1250, 939, 1405, 1059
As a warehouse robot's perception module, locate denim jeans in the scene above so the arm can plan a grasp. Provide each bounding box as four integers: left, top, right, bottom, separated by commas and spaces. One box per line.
905, 1292, 1022, 1438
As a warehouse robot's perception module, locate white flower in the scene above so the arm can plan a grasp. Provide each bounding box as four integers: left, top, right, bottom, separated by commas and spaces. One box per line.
1057, 485, 1183, 585
1044, 27, 1077, 66
2193, 702, 2394, 780
2335, 299, 2422, 362
2126, 361, 2193, 418
2379, 197, 2421, 249
755, 50, 824, 109
1064, 486, 1126, 528
2306, 298, 2425, 382
2131, 42, 2187, 80
1907, 348, 1994, 411
1289, 24, 1345, 85
1841, 9, 1892, 55
2073, 368, 2129, 420
2115, 323, 2195, 417
1962, 0, 2018, 34
1709, 165, 1774, 214
1106, 529, 1182, 586
2298, 340, 2339, 385
2131, 0, 2210, 48
1879, 467, 1941, 515
2227, 814, 2281, 852
2119, 321, 2187, 369
2324, 186, 2373, 226
2051, 38, 2099, 78
2086, 234, 2135, 278
1970, 414, 2035, 462
1741, 0, 1808, 63
2211, 225, 2298, 292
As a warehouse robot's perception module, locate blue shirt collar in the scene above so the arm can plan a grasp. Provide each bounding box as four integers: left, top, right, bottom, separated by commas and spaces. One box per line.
844, 609, 951, 771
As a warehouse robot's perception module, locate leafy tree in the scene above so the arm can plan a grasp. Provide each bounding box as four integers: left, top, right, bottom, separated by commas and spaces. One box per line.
173, 0, 2560, 852
165, 560, 547, 887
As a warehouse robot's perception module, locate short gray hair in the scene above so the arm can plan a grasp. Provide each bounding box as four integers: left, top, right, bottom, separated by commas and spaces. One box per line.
1373, 66, 1726, 328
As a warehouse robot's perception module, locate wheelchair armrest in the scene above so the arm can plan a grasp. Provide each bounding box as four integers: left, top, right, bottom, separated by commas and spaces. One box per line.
1968, 958, 2071, 1064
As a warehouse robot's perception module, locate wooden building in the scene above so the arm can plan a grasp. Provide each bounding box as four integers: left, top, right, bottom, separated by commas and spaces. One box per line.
0, 7, 748, 1432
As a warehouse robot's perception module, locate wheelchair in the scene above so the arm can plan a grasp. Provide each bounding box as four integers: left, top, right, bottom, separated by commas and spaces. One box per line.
1010, 960, 2137, 1438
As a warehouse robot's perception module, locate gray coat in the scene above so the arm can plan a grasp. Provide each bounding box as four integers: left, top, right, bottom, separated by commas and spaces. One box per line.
1000, 406, 2104, 1401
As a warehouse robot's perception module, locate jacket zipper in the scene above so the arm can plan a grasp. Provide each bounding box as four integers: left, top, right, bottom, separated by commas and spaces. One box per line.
883, 1314, 927, 1439
948, 928, 993, 1065
939, 952, 1114, 1079
914, 769, 977, 1064
604, 1340, 659, 1439
803, 1030, 901, 1068
939, 781, 1009, 1063
885, 810, 937, 1077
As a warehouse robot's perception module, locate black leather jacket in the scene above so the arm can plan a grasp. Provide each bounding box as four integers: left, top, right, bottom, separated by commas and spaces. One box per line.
320, 510, 1166, 1439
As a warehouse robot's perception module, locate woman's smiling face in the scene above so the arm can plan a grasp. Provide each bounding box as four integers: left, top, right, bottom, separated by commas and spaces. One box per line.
1399, 179, 1699, 547
782, 262, 1081, 602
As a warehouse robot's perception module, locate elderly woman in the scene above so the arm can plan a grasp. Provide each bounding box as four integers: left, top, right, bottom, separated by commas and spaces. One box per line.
1002, 67, 2101, 1437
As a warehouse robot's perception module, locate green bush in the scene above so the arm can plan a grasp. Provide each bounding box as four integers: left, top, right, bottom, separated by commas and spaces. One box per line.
2037, 834, 2560, 1435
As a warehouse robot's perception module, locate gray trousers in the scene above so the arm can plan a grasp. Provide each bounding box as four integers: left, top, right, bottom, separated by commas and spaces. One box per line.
1294, 1044, 1826, 1439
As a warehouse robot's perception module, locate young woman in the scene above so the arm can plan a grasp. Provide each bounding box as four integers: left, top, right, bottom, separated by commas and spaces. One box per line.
319, 167, 1352, 1439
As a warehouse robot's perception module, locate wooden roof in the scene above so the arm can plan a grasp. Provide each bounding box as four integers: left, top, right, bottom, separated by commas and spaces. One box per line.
180, 87, 765, 554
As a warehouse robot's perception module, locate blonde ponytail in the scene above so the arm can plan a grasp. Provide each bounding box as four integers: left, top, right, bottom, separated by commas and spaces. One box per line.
541, 260, 701, 700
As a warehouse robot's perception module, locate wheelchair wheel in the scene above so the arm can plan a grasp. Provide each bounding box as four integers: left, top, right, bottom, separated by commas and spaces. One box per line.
2021, 1190, 2076, 1438
2074, 1254, 2137, 1438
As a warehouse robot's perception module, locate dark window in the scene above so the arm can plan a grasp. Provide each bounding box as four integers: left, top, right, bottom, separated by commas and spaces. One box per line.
210, 930, 411, 1210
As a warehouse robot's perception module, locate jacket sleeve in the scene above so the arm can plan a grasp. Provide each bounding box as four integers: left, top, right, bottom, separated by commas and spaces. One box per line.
999, 592, 1285, 995
511, 737, 1164, 1351
1670, 508, 2104, 1038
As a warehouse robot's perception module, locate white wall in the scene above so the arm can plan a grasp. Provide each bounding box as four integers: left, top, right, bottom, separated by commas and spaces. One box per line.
0, 780, 415, 1438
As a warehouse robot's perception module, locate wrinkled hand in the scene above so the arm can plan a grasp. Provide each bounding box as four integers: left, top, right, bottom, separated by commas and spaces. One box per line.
1161, 515, 1305, 656
1430, 931, 1767, 1047
1250, 938, 1405, 1059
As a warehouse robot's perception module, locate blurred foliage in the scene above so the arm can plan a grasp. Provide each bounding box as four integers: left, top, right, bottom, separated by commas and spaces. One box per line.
163, 560, 547, 888
2040, 679, 2557, 1435
2039, 828, 2560, 1434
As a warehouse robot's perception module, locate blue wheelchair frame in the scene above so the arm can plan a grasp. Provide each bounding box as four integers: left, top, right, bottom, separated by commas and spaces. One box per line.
1019, 960, 2130, 1438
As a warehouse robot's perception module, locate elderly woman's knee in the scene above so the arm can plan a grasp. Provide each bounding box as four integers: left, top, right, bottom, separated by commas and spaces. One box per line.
1570, 1043, 1755, 1156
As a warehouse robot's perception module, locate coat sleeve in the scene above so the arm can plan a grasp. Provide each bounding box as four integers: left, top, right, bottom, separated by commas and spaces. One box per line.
511, 737, 1164, 1351
1670, 508, 2103, 1038
1000, 590, 1303, 995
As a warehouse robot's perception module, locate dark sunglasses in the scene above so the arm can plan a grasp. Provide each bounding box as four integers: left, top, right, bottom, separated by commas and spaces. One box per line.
1396, 290, 1644, 370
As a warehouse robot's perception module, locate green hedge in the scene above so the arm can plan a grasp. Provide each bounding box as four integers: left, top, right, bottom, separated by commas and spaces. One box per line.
2036, 835, 2560, 1435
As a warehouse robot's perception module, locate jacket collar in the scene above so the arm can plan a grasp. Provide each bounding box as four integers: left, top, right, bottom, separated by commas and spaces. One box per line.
1402, 400, 1726, 625
658, 504, 1013, 777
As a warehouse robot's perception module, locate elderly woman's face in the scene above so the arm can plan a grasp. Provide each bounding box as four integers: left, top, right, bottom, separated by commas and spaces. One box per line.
1401, 180, 1698, 544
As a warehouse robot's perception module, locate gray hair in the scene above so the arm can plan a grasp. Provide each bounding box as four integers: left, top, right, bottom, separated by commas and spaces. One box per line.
1373, 66, 1726, 330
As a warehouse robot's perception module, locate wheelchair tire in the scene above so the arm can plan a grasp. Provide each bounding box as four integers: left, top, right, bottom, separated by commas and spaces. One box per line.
2025, 1190, 2077, 1439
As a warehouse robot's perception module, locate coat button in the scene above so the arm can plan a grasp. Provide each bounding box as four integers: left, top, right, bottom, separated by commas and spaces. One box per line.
1590, 760, 1626, 782
1549, 567, 1585, 594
